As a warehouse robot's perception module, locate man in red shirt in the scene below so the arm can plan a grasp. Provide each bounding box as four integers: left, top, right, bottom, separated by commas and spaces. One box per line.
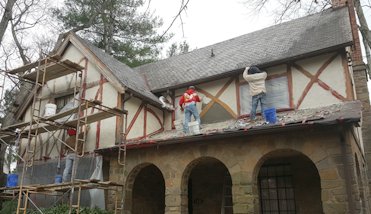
179, 86, 202, 133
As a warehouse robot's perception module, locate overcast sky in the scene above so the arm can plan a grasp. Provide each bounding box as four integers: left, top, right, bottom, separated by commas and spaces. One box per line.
151, 0, 275, 54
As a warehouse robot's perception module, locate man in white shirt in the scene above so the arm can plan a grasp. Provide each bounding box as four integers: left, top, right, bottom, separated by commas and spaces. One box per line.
243, 66, 267, 120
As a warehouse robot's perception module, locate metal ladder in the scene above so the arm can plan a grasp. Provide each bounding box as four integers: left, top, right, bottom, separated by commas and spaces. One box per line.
16, 57, 48, 214
68, 70, 88, 214
115, 104, 127, 214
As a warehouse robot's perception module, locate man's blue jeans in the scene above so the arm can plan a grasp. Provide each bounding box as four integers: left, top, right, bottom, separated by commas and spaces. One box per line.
250, 92, 267, 120
183, 104, 201, 133
62, 153, 79, 182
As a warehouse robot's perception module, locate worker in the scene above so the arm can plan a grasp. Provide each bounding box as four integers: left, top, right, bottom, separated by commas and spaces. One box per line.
62, 125, 89, 182
243, 66, 267, 121
179, 86, 202, 134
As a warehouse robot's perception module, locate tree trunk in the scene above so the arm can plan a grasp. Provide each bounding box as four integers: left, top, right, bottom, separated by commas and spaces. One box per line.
0, 0, 17, 45
11, 21, 30, 65
354, 0, 371, 77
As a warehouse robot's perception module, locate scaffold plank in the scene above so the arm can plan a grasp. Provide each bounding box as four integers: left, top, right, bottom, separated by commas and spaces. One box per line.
22, 60, 84, 83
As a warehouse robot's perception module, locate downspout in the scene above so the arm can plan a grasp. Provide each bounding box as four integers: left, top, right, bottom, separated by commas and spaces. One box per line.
339, 125, 356, 213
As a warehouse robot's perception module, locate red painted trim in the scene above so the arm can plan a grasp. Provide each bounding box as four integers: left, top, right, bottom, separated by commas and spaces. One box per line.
236, 77, 241, 116
146, 107, 164, 129
95, 74, 104, 149
147, 127, 164, 138
341, 52, 354, 100
266, 73, 287, 80
238, 108, 294, 119
126, 102, 145, 136
115, 93, 121, 144
294, 53, 338, 108
287, 64, 294, 108
82, 58, 88, 99
172, 92, 176, 129
144, 104, 147, 137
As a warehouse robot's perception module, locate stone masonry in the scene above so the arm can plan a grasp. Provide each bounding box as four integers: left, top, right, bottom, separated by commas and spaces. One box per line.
107, 126, 368, 213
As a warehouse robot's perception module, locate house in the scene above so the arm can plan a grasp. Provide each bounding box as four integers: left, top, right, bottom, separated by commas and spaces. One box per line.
1, 1, 371, 214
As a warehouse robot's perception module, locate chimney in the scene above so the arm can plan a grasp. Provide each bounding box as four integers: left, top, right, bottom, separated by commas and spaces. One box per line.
331, 0, 362, 63
331, 0, 347, 8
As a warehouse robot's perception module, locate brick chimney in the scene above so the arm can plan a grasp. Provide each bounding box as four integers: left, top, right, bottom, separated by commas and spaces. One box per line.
331, 0, 362, 63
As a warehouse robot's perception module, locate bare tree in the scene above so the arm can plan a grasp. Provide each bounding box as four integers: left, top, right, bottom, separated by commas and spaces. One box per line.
246, 0, 371, 77
0, 0, 17, 46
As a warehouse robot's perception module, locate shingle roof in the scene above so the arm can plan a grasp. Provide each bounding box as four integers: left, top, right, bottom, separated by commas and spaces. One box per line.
134, 7, 353, 92
74, 36, 162, 105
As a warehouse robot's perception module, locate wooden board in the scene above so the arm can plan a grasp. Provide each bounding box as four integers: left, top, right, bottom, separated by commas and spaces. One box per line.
22, 60, 84, 83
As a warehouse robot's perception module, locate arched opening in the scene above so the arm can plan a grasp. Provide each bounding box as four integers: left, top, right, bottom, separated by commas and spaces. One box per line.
183, 157, 233, 214
256, 150, 323, 214
130, 164, 165, 214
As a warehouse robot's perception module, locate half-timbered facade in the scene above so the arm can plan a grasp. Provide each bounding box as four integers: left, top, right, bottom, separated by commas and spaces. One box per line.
6, 3, 371, 214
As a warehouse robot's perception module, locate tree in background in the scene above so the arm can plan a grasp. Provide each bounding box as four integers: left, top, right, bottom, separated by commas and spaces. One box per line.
0, 88, 19, 125
246, 0, 371, 77
54, 0, 170, 67
166, 40, 190, 57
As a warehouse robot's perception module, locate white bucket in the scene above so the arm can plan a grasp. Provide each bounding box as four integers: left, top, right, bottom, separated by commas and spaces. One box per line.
44, 103, 57, 116
174, 120, 183, 131
188, 121, 200, 134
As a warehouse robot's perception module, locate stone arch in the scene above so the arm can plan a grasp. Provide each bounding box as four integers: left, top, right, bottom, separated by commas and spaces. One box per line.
124, 162, 165, 214
252, 149, 323, 214
180, 156, 232, 214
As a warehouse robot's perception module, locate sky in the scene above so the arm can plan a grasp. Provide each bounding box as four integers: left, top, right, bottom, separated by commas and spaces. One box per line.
150, 0, 274, 54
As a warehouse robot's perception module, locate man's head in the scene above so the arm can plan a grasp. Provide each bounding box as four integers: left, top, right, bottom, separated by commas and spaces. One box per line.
188, 86, 195, 90
248, 66, 261, 74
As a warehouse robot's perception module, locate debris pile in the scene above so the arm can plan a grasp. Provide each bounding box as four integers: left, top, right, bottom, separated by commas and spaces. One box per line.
128, 101, 360, 144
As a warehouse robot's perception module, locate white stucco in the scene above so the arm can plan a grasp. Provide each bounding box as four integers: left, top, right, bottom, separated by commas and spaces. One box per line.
218, 79, 237, 115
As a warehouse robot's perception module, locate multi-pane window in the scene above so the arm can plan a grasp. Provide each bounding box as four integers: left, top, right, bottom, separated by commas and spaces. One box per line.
259, 164, 296, 214
240, 76, 290, 115
55, 94, 75, 112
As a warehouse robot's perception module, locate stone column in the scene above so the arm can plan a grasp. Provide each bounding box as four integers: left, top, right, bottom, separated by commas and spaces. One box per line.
231, 171, 255, 214
164, 170, 183, 214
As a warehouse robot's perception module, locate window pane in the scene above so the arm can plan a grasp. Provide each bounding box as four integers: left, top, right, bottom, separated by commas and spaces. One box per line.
261, 189, 269, 199
268, 178, 276, 188
259, 164, 296, 214
261, 179, 269, 188
278, 188, 286, 199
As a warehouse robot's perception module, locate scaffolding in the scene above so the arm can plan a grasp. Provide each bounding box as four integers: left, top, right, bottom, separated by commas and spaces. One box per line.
0, 56, 128, 214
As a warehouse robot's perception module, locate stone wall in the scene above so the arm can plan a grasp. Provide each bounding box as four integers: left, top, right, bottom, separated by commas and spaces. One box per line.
353, 63, 371, 205
106, 125, 369, 214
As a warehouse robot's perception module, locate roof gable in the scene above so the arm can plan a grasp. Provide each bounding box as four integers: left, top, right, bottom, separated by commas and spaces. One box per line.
55, 33, 162, 106
135, 7, 353, 92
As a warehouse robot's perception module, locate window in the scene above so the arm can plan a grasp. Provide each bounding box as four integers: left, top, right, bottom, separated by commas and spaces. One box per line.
55, 94, 75, 112
259, 164, 296, 214
240, 76, 290, 115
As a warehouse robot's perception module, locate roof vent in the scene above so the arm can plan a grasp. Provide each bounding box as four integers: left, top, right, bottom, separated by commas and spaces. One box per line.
211, 48, 215, 57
